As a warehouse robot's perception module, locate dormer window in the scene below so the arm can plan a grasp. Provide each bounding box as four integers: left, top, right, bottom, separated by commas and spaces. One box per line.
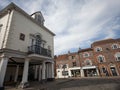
95, 47, 102, 52
112, 44, 119, 49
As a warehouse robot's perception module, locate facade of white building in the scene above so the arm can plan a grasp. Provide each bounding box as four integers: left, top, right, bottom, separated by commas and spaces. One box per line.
0, 3, 55, 88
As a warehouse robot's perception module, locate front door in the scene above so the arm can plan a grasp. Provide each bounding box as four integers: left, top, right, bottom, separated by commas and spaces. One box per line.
110, 67, 117, 76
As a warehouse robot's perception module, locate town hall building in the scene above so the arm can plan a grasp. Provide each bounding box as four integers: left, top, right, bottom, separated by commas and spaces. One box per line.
0, 3, 55, 89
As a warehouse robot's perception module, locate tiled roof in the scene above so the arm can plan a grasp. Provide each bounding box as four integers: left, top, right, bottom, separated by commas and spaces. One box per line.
56, 54, 68, 61
92, 38, 120, 46
78, 48, 92, 53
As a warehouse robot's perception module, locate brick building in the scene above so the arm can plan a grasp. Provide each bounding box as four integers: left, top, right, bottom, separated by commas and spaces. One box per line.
55, 38, 120, 78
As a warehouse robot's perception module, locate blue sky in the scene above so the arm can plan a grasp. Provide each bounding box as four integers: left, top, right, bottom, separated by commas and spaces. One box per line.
0, 0, 120, 55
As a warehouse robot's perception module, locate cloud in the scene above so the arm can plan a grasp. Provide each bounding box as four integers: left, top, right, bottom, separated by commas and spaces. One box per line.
0, 0, 120, 55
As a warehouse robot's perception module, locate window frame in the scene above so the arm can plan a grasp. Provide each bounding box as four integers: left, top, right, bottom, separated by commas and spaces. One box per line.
19, 33, 25, 41
85, 59, 92, 66
72, 62, 77, 67
95, 47, 102, 52
112, 44, 119, 49
83, 52, 89, 57
97, 55, 105, 63
115, 52, 120, 61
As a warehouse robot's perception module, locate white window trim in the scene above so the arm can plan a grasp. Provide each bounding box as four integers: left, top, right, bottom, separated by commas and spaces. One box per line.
115, 52, 120, 61
83, 52, 90, 57
95, 47, 102, 52
97, 55, 105, 63
84, 59, 92, 66
112, 44, 119, 49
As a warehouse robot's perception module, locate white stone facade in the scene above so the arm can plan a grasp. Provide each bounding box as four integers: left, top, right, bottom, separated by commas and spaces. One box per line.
0, 3, 55, 88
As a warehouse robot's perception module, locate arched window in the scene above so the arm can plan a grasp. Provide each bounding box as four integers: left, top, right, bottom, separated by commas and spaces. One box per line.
95, 47, 102, 52
97, 55, 105, 63
112, 44, 119, 49
85, 59, 92, 65
115, 52, 120, 61
83, 52, 89, 57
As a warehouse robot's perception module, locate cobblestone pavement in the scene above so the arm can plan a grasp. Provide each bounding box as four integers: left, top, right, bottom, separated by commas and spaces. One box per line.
5, 77, 120, 90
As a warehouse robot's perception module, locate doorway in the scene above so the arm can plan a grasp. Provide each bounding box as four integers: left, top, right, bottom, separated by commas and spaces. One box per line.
110, 67, 117, 76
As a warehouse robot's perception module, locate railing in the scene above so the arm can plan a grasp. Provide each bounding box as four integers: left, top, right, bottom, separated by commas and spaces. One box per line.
28, 45, 51, 57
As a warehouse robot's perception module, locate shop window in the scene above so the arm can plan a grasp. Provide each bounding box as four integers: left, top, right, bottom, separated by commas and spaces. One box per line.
62, 71, 68, 76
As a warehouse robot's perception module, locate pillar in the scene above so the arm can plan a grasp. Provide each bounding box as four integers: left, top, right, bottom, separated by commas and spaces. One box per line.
42, 62, 46, 80
0, 57, 8, 87
68, 69, 72, 77
96, 68, 100, 76
51, 62, 54, 78
20, 58, 29, 88
81, 68, 84, 77
14, 65, 19, 82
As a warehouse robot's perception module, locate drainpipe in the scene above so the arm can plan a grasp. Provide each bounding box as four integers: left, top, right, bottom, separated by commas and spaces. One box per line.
1, 9, 11, 48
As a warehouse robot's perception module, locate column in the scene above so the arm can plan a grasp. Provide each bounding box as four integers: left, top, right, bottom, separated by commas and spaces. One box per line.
51, 62, 54, 78
81, 68, 84, 77
38, 65, 42, 81
68, 69, 72, 77
14, 65, 19, 82
0, 57, 8, 87
20, 58, 29, 88
42, 62, 46, 80
34, 65, 38, 80
96, 68, 100, 76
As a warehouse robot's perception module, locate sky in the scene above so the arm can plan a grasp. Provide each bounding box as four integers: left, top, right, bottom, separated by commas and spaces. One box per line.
0, 0, 120, 55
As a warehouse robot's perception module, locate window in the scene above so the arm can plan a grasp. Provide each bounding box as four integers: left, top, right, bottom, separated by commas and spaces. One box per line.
112, 44, 119, 49
101, 67, 106, 73
35, 35, 42, 46
83, 52, 89, 57
19, 33, 25, 41
48, 45, 51, 50
62, 71, 68, 76
71, 56, 75, 59
95, 47, 102, 52
62, 64, 67, 69
115, 52, 120, 61
85, 60, 92, 65
97, 55, 105, 63
72, 62, 77, 67
0, 24, 3, 33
